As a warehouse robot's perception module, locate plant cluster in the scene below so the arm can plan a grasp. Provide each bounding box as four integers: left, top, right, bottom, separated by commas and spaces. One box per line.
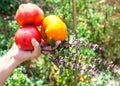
0, 0, 120, 86
47, 39, 119, 83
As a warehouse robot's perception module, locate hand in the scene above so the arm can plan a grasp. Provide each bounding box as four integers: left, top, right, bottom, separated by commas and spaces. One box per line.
8, 38, 41, 63
40, 40, 61, 54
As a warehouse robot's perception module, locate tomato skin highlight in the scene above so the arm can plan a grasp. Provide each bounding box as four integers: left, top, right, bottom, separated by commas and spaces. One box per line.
16, 3, 44, 26
14, 25, 42, 50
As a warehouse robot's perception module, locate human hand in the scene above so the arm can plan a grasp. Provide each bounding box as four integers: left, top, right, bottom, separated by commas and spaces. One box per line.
8, 38, 61, 63
8, 38, 41, 63
40, 40, 61, 54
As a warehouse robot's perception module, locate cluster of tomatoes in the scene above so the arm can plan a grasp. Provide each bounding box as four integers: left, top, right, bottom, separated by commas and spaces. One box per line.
14, 3, 68, 50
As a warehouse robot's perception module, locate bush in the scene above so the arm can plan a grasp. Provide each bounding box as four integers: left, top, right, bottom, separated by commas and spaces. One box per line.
0, 0, 120, 86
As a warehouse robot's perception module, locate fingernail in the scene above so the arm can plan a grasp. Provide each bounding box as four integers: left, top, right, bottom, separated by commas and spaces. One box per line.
56, 41, 61, 45
32, 38, 37, 46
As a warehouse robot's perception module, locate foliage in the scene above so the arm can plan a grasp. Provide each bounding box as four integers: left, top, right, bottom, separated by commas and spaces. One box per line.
85, 1, 120, 62
0, 20, 18, 50
91, 70, 112, 86
4, 66, 33, 86
0, 0, 120, 86
0, 50, 8, 57
0, 0, 25, 15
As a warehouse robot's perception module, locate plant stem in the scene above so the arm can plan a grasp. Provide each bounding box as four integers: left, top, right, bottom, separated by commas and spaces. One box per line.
72, 0, 78, 85
72, 0, 77, 39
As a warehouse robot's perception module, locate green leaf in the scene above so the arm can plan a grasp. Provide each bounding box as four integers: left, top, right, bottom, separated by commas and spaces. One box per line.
49, 37, 55, 48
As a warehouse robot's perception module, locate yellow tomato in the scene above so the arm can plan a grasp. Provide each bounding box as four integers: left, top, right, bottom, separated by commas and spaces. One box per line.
41, 15, 68, 44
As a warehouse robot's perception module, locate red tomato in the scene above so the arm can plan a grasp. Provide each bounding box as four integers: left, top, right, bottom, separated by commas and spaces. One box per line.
14, 25, 42, 50
16, 3, 44, 26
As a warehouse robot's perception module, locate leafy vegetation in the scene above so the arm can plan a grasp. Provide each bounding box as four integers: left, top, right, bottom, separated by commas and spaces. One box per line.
0, 0, 120, 86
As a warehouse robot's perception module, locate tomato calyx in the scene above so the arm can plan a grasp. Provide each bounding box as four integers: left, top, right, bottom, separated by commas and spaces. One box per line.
49, 37, 55, 48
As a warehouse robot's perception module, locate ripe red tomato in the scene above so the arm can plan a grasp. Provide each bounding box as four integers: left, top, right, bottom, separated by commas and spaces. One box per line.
16, 3, 44, 26
14, 25, 42, 50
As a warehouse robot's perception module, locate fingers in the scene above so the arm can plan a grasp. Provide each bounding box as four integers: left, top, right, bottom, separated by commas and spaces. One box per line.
41, 41, 61, 54
52, 41, 61, 50
42, 41, 61, 51
41, 51, 50, 54
31, 39, 61, 57
40, 39, 46, 47
31, 38, 41, 59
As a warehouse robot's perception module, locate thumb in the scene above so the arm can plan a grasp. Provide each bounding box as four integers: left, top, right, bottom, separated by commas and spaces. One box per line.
31, 38, 41, 58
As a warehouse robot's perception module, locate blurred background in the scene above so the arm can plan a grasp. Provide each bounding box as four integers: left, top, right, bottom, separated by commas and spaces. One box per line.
0, 0, 120, 86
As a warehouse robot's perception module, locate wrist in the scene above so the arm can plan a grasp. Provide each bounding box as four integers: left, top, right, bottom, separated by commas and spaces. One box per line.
7, 50, 23, 66
0, 51, 22, 85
